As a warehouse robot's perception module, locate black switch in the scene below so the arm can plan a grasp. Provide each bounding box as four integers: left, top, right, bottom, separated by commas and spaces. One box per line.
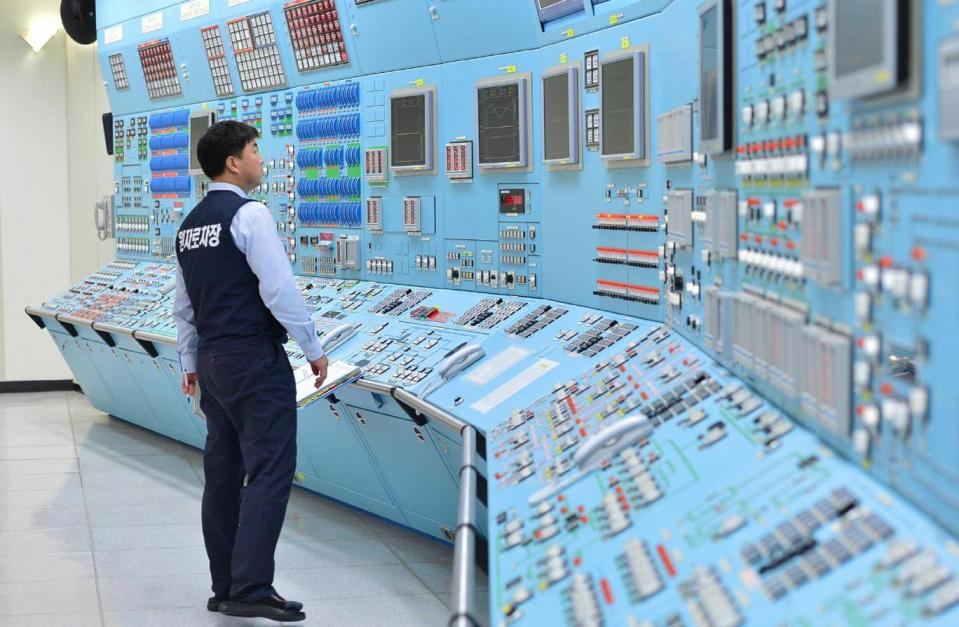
816, 90, 829, 117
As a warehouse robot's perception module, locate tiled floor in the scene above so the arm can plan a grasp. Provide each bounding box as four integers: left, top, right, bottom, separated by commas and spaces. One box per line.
0, 391, 489, 626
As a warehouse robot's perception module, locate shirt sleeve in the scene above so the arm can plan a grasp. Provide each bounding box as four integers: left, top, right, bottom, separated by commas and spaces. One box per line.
172, 259, 199, 374
231, 202, 325, 361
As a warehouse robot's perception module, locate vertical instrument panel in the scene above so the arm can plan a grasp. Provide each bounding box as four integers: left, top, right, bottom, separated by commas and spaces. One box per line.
283, 0, 349, 73
227, 11, 287, 93
137, 39, 181, 100
200, 25, 234, 98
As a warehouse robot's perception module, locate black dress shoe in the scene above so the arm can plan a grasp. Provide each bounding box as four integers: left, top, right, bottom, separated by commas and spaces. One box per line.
274, 594, 303, 611
218, 594, 306, 622
208, 596, 226, 612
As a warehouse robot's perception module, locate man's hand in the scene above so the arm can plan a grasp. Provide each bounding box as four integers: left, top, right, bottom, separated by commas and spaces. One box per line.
310, 356, 329, 389
182, 372, 198, 396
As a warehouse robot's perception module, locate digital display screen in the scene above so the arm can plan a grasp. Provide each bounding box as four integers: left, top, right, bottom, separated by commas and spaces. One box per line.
478, 82, 522, 165
190, 115, 213, 172
700, 6, 719, 143
834, 0, 884, 78
601, 57, 635, 157
544, 72, 571, 161
391, 94, 427, 168
499, 188, 526, 214
538, 0, 567, 7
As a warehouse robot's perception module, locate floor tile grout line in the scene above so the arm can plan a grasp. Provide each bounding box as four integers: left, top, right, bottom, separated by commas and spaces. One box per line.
70, 539, 389, 554
0, 544, 99, 558
42, 393, 455, 622
431, 589, 452, 611
0, 608, 102, 621
70, 394, 108, 627
375, 532, 455, 606
69, 593, 446, 617
187, 447, 205, 485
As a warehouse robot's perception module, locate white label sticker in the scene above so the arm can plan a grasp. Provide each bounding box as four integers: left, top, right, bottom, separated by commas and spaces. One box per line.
180, 0, 210, 21
228, 0, 254, 6
104, 24, 123, 45
141, 12, 164, 34
470, 359, 558, 415
465, 346, 530, 386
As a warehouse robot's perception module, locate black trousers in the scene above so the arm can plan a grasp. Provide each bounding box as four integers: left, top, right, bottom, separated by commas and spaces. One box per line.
197, 341, 297, 603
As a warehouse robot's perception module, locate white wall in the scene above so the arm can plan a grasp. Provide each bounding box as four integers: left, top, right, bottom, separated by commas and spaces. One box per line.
0, 0, 112, 381
66, 41, 116, 281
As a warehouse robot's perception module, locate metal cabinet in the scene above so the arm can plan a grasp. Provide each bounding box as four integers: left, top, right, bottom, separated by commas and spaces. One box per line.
345, 405, 459, 540
51, 332, 115, 415
295, 400, 404, 523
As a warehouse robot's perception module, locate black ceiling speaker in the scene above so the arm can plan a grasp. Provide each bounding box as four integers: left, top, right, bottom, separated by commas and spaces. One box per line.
61, 0, 96, 45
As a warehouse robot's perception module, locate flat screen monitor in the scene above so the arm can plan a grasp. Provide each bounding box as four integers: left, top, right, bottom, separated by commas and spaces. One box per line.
834, 4, 884, 78
543, 67, 579, 164
600, 51, 645, 160
699, 0, 733, 154
829, 0, 906, 100
536, 0, 584, 23
390, 89, 433, 171
477, 77, 528, 168
190, 112, 215, 173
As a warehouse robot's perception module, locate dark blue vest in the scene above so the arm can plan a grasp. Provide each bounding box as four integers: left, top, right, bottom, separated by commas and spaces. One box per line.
176, 189, 287, 354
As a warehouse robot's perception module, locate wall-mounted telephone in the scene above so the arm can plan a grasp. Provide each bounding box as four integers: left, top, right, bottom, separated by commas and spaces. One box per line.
95, 195, 115, 241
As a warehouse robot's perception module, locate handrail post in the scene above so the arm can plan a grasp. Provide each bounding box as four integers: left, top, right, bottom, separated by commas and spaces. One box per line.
449, 425, 479, 627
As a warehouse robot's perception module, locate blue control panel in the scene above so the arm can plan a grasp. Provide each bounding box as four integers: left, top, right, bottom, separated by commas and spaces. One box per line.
25, 0, 959, 624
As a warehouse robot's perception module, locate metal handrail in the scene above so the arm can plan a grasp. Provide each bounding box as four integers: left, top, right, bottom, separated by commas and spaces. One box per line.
92, 321, 135, 337
450, 424, 479, 627
24, 306, 57, 319
133, 329, 177, 345
348, 377, 481, 626
56, 313, 94, 328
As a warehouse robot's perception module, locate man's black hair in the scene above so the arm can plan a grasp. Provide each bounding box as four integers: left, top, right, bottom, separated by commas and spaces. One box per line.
196, 121, 259, 179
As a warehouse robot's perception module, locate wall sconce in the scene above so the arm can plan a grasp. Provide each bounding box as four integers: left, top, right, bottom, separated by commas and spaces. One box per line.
20, 16, 60, 53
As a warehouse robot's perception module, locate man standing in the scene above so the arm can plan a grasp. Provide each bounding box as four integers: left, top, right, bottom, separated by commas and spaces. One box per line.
173, 120, 328, 622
